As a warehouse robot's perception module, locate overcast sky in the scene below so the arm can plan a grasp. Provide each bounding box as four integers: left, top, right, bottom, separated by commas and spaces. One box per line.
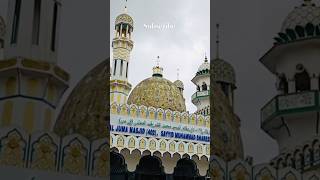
1, 0, 318, 165
110, 0, 210, 113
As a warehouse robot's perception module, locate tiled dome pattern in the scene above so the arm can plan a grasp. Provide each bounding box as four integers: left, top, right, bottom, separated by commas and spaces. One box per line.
116, 13, 134, 27
127, 76, 186, 112
212, 58, 236, 85
174, 80, 184, 90
281, 0, 320, 32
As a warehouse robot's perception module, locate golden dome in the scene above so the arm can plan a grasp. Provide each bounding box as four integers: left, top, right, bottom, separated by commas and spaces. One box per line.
115, 13, 133, 27
127, 67, 186, 112
54, 60, 108, 141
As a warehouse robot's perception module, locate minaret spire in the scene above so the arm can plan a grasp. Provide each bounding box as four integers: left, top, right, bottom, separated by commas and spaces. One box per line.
177, 68, 180, 80
216, 23, 220, 59
124, 0, 128, 13
204, 52, 208, 62
156, 55, 160, 66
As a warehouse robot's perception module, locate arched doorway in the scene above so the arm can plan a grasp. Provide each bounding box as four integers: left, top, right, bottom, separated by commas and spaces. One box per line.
110, 151, 128, 180
294, 64, 310, 92
173, 158, 203, 180
135, 155, 166, 180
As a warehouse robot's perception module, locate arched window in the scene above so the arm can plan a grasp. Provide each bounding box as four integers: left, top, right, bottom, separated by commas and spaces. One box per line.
220, 82, 229, 97
51, 3, 58, 51
202, 82, 207, 91
278, 74, 288, 94
32, 0, 41, 45
196, 85, 200, 91
11, 0, 21, 44
295, 67, 310, 92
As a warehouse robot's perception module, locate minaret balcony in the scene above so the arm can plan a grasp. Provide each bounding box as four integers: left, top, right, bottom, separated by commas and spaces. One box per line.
261, 90, 320, 133
191, 90, 210, 103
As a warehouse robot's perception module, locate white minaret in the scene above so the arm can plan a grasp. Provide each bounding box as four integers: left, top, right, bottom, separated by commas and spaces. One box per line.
110, 6, 134, 104
211, 24, 236, 108
260, 0, 320, 165
0, 0, 68, 133
191, 55, 210, 116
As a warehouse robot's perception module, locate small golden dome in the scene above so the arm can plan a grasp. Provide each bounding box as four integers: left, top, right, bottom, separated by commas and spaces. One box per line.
115, 13, 134, 27
127, 69, 186, 112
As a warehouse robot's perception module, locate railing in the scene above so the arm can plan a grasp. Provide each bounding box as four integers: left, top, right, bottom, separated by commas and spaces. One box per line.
191, 90, 210, 101
261, 90, 319, 123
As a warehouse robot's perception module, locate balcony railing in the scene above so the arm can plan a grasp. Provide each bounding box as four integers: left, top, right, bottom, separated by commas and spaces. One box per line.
191, 90, 210, 101
261, 90, 319, 123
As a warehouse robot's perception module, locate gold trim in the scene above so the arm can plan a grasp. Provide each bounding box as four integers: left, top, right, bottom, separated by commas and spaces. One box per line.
22, 59, 50, 71
0, 59, 17, 70
54, 66, 70, 81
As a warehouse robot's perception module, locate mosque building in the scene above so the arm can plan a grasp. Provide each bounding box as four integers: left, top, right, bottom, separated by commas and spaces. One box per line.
109, 4, 243, 180
4, 0, 320, 179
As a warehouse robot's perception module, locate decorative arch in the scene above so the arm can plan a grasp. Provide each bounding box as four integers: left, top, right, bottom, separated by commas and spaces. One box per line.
188, 143, 194, 153
159, 140, 166, 151
117, 135, 125, 147
173, 157, 200, 178
202, 82, 208, 91
135, 155, 165, 178
148, 107, 156, 119
157, 108, 164, 120
294, 64, 310, 92
61, 138, 88, 175
129, 104, 138, 118
139, 138, 146, 149
128, 137, 135, 148
139, 105, 147, 119
149, 139, 156, 151
169, 141, 175, 152
110, 151, 127, 177
165, 110, 172, 121
110, 103, 118, 114
30, 134, 58, 171
0, 129, 27, 167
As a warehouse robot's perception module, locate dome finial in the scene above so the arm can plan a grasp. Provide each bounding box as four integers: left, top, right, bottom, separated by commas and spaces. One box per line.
153, 56, 163, 77
216, 23, 220, 59
156, 55, 160, 66
204, 52, 208, 62
124, 0, 128, 13
177, 68, 180, 80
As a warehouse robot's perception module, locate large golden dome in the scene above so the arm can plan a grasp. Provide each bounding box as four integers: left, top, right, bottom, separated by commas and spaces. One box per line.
127, 66, 186, 112
54, 60, 108, 141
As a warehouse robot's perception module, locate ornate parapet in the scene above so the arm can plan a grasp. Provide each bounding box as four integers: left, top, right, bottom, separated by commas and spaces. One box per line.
110, 102, 210, 160
269, 136, 320, 172
208, 155, 320, 180
110, 102, 210, 127
261, 91, 318, 124
0, 126, 109, 178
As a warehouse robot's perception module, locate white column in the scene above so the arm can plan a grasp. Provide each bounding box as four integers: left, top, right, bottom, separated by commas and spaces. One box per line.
311, 76, 318, 90
125, 25, 129, 38
288, 79, 296, 93
120, 24, 123, 37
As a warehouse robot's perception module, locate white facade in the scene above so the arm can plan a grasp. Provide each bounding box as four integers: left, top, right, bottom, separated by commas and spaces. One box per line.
5, 0, 62, 63
0, 0, 68, 133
